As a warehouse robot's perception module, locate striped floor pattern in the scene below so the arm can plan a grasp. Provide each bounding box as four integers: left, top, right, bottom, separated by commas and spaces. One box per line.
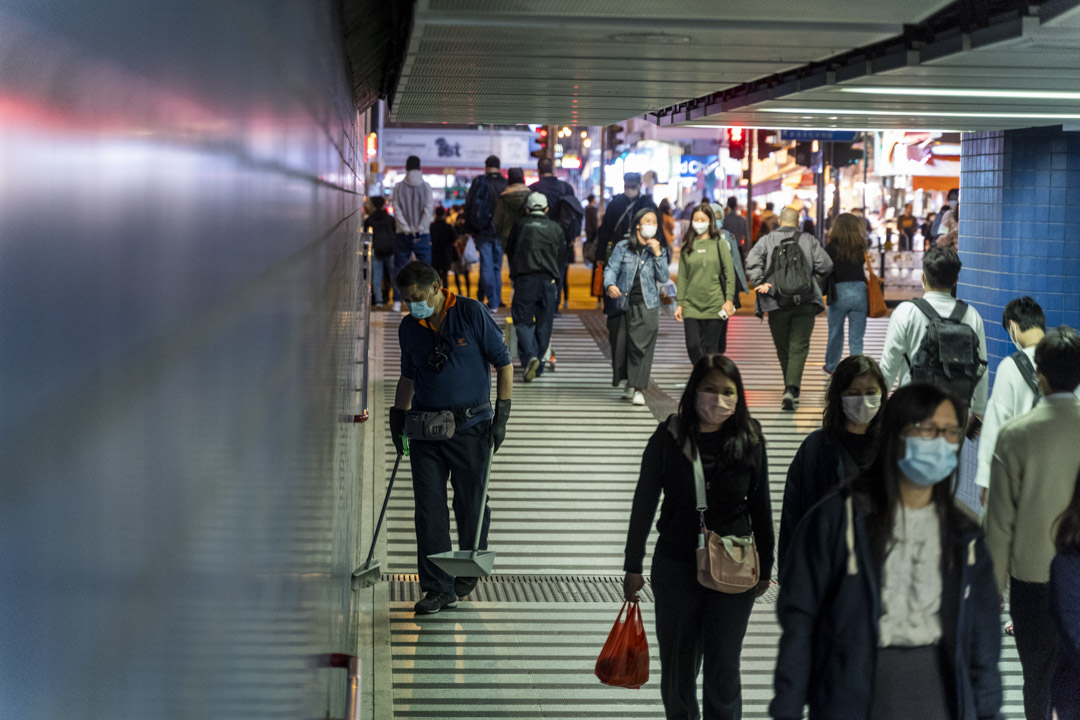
371, 307, 1024, 719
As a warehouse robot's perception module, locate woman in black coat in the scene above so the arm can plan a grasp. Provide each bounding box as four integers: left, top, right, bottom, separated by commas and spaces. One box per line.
1051, 470, 1080, 719
778, 354, 887, 571
623, 354, 773, 720
772, 383, 1002, 720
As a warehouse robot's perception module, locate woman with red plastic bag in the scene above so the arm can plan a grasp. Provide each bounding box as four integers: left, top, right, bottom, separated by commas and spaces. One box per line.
622, 354, 774, 720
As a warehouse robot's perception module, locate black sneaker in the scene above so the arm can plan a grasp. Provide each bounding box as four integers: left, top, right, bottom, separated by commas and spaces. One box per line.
781, 389, 795, 411
792, 387, 801, 404
454, 576, 479, 598
413, 591, 458, 615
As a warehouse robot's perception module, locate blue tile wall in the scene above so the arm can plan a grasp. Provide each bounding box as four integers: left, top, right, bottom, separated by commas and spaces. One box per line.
956, 127, 1080, 510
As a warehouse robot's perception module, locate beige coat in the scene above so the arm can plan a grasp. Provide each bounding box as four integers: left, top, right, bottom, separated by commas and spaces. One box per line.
985, 395, 1080, 592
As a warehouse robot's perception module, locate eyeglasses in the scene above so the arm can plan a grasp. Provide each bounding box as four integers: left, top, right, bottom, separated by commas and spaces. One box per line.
905, 422, 963, 443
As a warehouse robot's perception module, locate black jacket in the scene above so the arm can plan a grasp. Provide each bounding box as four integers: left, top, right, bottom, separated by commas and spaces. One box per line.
624, 415, 774, 579
463, 171, 508, 236
363, 209, 396, 258
429, 219, 457, 273
778, 429, 861, 573
771, 489, 1003, 720
597, 192, 657, 263
504, 212, 565, 281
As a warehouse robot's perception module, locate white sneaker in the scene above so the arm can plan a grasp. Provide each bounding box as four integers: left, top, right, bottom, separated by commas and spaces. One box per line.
392, 301, 401, 312
622, 384, 635, 400
632, 391, 645, 406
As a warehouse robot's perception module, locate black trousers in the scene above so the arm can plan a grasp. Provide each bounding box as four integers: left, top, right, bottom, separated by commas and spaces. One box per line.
652, 557, 756, 720
409, 423, 492, 595
683, 317, 729, 365
511, 273, 557, 367
1012, 577, 1058, 720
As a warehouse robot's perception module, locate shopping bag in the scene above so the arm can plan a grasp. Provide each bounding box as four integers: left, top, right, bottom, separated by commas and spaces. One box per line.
594, 601, 649, 689
864, 253, 887, 318
657, 280, 677, 316
463, 237, 480, 266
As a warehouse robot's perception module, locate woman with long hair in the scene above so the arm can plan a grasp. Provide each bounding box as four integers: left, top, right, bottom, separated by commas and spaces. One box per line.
604, 208, 670, 406
1051, 470, 1080, 718
777, 354, 887, 571
624, 355, 773, 720
674, 203, 737, 363
772, 383, 1002, 720
823, 213, 870, 375
659, 197, 676, 247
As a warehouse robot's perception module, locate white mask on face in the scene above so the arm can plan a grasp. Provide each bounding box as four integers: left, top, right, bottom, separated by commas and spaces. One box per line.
639, 224, 658, 239
842, 394, 882, 426
1008, 322, 1024, 353
692, 221, 710, 236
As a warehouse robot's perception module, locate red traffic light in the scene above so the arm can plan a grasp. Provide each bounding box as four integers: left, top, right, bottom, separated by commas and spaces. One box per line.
729, 127, 743, 142
727, 127, 746, 160
539, 128, 548, 138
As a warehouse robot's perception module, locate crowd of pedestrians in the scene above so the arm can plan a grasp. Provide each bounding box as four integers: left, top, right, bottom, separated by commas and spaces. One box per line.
371, 165, 1079, 720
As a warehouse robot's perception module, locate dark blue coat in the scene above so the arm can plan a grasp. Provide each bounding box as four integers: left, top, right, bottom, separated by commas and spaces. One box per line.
771, 489, 1003, 720
1051, 552, 1080, 717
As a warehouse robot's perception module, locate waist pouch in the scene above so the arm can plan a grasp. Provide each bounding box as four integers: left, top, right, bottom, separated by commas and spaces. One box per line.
404, 404, 489, 442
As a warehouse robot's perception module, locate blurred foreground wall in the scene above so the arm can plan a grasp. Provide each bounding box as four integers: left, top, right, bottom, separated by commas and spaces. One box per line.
0, 2, 369, 717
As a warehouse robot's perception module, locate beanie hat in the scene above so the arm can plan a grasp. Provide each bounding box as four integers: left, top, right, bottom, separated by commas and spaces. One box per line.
507, 167, 525, 185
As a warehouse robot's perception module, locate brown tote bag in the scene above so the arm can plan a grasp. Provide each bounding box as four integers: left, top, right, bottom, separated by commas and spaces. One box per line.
865, 253, 887, 319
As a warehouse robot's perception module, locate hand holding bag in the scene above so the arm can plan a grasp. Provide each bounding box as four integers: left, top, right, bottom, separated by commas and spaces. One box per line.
594, 601, 649, 688
693, 452, 760, 593
865, 252, 887, 319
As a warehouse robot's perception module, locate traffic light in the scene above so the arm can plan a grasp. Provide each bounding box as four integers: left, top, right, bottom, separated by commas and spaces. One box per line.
605, 124, 625, 152
757, 129, 783, 160
727, 127, 745, 160
830, 142, 863, 166
793, 141, 813, 168
531, 126, 549, 159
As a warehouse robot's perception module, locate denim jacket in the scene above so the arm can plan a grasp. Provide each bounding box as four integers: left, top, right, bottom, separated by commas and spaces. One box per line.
603, 239, 670, 309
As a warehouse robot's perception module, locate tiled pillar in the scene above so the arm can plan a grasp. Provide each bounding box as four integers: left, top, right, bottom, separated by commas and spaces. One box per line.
956, 127, 1080, 508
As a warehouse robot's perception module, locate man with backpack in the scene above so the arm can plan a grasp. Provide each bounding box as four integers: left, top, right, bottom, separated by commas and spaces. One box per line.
878, 245, 988, 421
530, 157, 584, 310
746, 206, 833, 411
463, 155, 508, 312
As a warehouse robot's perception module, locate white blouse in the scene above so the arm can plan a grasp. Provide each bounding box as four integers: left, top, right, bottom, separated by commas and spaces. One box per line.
878, 503, 943, 647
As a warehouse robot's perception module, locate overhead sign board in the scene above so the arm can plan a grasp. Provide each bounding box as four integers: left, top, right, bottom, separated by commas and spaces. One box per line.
381, 129, 532, 169
679, 154, 718, 178
779, 130, 861, 142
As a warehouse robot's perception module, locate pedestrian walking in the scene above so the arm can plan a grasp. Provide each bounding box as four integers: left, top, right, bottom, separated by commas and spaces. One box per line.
429, 206, 456, 288
530, 157, 582, 311
778, 354, 886, 571
604, 208, 669, 407
450, 214, 472, 298
390, 155, 436, 311
745, 206, 833, 410
674, 204, 736, 364
878, 245, 987, 421
658, 198, 676, 247
623, 355, 773, 720
709, 203, 748, 308
986, 326, 1080, 720
596, 172, 657, 268
505, 192, 564, 382
823, 213, 871, 374
897, 203, 918, 251
494, 167, 530, 245
773, 382, 1003, 720
389, 261, 514, 614
1050, 470, 1080, 720
722, 196, 749, 259
463, 155, 508, 311
363, 195, 397, 307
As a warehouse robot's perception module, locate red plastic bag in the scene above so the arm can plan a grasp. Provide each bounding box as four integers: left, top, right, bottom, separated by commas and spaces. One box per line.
594, 601, 649, 688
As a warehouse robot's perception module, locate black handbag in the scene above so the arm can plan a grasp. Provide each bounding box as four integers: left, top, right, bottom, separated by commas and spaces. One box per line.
603, 293, 630, 317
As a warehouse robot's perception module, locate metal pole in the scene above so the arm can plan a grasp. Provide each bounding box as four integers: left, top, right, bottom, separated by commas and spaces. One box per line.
746, 131, 754, 234
599, 130, 606, 215
816, 156, 826, 244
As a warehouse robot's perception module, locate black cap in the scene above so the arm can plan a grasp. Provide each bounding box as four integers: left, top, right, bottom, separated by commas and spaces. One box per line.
507, 167, 524, 185
406, 155, 421, 171
623, 172, 642, 186
485, 154, 501, 169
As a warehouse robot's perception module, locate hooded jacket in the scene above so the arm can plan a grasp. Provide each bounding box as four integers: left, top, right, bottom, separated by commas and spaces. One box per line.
391, 169, 435, 235
771, 488, 1003, 720
494, 183, 531, 242
504, 210, 565, 281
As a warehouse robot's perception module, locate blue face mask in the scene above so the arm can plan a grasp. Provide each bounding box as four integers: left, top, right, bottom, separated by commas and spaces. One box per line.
897, 436, 959, 486
408, 289, 437, 319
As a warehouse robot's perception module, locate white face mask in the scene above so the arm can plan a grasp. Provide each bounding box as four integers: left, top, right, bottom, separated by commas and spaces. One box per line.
639, 224, 658, 239
692, 221, 710, 236
1008, 322, 1024, 353
842, 394, 882, 426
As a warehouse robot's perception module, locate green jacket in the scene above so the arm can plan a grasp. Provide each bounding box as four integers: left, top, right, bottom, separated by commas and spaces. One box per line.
676, 234, 736, 319
505, 212, 566, 281
494, 184, 531, 242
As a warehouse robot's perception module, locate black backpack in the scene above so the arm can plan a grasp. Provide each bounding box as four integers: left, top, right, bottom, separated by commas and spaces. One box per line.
466, 175, 494, 233
904, 298, 987, 404
764, 231, 815, 307
555, 189, 585, 237
1010, 349, 1042, 409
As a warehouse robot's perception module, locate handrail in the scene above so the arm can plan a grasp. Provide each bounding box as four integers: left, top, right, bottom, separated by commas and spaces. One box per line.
353, 232, 373, 423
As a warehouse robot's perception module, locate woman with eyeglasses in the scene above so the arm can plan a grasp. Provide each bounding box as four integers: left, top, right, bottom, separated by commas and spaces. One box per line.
771, 383, 1002, 720
777, 355, 887, 572
604, 208, 670, 406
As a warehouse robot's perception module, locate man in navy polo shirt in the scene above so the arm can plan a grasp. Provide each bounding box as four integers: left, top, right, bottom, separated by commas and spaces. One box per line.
389, 261, 514, 614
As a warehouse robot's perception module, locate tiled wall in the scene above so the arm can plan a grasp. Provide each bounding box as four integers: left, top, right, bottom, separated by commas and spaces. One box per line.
956, 127, 1080, 509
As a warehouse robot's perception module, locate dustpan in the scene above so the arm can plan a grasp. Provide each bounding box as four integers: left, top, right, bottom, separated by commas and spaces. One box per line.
352, 452, 403, 590
427, 442, 497, 578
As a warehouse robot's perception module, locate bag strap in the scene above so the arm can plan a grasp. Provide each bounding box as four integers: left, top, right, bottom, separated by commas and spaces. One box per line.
947, 299, 968, 323
864, 252, 877, 279
691, 445, 755, 530
1011, 350, 1042, 404
910, 297, 942, 322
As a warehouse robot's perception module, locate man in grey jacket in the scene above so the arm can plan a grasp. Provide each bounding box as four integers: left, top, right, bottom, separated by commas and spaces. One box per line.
745, 207, 833, 410
390, 155, 436, 311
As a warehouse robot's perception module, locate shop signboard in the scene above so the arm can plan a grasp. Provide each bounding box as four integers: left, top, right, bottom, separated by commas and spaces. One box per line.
679, 154, 718, 178
382, 129, 532, 168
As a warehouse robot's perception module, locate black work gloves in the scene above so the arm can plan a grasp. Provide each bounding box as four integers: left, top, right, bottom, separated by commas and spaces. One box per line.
389, 407, 406, 456
490, 399, 511, 452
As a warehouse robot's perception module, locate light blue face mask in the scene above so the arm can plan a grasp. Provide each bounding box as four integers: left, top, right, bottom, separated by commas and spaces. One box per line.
407, 288, 436, 319
897, 436, 959, 486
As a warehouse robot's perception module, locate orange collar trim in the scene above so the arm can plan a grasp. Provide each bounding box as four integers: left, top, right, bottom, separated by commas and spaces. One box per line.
419, 289, 457, 331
